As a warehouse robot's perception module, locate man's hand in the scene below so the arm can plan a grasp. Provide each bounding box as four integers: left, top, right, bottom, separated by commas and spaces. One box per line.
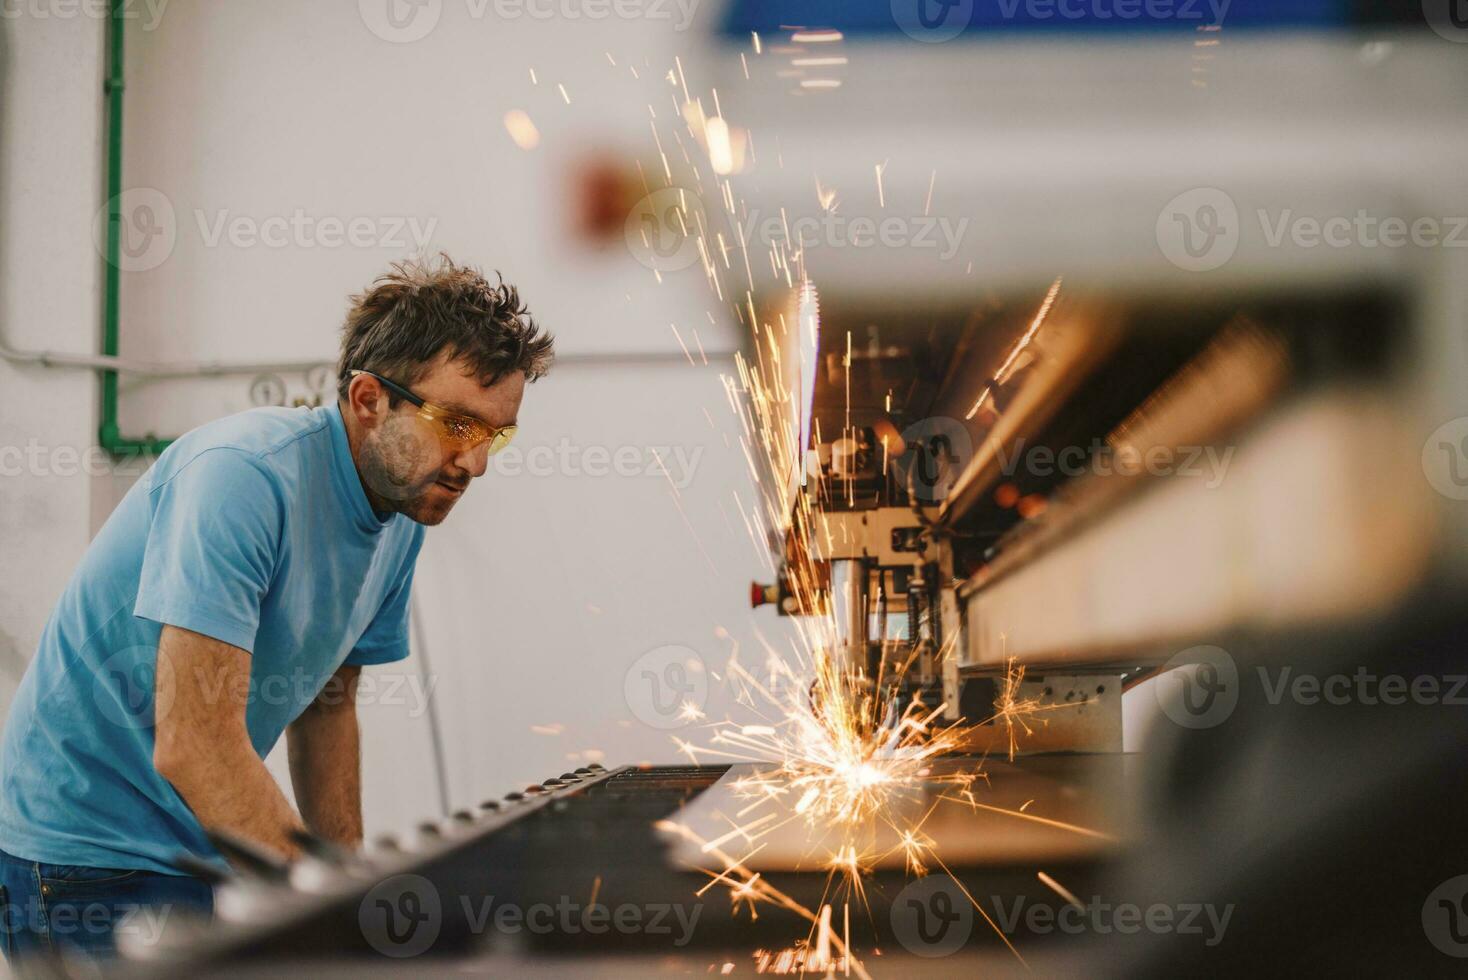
287, 664, 364, 848
153, 625, 305, 862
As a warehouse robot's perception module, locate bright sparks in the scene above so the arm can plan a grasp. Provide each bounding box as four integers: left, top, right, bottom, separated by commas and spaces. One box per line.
966, 276, 1064, 420
613, 53, 1100, 975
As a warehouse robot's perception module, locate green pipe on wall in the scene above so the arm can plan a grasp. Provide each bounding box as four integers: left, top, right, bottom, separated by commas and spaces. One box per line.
100, 0, 172, 458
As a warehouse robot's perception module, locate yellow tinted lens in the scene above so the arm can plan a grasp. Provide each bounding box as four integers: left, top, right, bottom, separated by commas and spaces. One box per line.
486, 426, 516, 456
423, 409, 487, 449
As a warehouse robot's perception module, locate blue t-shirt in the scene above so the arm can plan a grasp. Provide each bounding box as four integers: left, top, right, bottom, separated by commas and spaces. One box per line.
0, 403, 424, 873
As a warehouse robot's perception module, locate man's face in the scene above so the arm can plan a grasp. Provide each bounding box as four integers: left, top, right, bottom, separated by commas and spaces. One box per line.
357, 354, 526, 526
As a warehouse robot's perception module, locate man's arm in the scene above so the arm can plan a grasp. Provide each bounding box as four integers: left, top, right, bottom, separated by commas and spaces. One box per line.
286, 664, 364, 848
153, 624, 305, 861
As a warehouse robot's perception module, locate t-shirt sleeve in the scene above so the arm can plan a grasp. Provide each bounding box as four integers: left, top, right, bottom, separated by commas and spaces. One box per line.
343, 529, 424, 667
133, 450, 283, 652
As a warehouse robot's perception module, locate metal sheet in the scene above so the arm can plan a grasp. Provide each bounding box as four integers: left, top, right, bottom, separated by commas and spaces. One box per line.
664, 754, 1136, 872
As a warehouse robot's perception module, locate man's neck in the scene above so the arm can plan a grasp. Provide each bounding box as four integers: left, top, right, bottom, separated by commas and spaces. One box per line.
338, 399, 395, 516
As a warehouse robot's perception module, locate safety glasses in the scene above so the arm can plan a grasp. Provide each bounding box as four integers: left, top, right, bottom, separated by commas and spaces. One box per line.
350, 370, 517, 456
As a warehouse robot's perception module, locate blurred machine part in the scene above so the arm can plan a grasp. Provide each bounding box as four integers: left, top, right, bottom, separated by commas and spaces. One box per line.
721, 7, 1468, 975
748, 282, 1430, 752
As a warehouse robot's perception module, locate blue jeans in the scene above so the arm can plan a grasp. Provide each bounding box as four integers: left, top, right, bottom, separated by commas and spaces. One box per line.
0, 846, 213, 963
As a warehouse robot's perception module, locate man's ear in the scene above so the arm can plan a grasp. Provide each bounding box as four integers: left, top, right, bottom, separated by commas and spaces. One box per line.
346, 373, 386, 431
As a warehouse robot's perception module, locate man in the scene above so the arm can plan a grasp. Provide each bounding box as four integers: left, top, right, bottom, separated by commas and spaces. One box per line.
0, 256, 552, 962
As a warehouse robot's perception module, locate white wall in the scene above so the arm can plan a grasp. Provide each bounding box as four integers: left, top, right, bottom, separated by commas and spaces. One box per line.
0, 13, 107, 716
113, 0, 729, 434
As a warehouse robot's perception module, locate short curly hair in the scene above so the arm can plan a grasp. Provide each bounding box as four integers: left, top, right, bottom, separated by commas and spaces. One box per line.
337, 254, 554, 402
